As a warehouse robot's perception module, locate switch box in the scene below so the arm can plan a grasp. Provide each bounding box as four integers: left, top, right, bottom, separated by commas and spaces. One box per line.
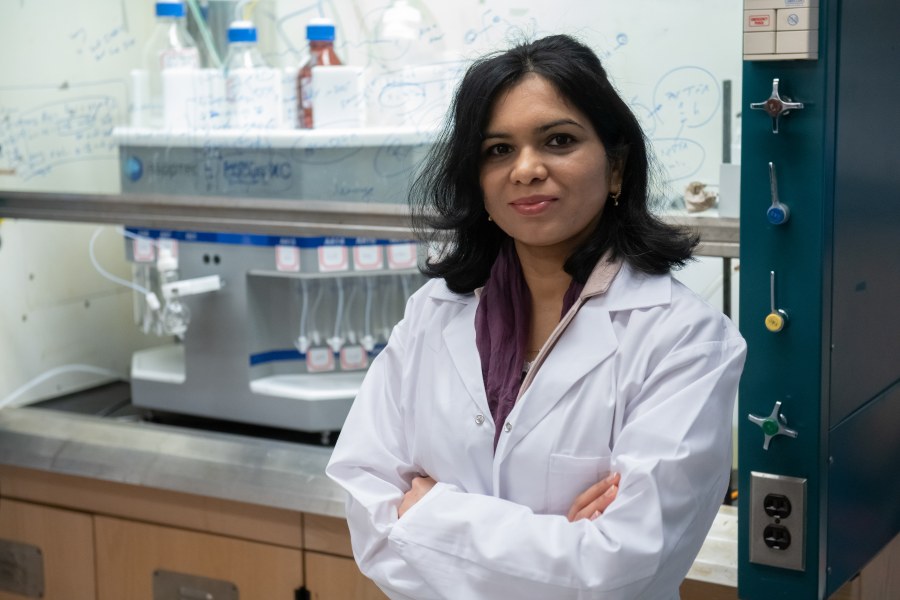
743, 0, 820, 61
750, 472, 807, 571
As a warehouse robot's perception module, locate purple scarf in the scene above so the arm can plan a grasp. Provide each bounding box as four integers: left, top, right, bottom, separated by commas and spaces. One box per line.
474, 242, 583, 449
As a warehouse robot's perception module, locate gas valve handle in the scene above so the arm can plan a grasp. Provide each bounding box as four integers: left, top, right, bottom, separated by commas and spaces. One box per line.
748, 400, 798, 450
750, 78, 804, 134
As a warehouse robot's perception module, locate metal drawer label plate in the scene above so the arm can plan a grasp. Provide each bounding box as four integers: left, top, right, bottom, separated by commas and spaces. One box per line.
153, 569, 239, 600
0, 538, 45, 598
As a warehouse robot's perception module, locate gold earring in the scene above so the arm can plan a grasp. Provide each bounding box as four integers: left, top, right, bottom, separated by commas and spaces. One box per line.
487, 214, 493, 222
611, 191, 621, 207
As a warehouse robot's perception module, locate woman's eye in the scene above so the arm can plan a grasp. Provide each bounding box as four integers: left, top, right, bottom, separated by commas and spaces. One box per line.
485, 143, 512, 156
548, 133, 575, 146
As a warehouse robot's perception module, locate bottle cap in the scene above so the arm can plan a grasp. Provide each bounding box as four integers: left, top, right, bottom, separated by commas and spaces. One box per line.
307, 18, 336, 41
155, 1, 187, 18
228, 20, 258, 43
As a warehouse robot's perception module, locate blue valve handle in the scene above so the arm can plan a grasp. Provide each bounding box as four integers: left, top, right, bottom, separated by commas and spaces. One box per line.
767, 162, 791, 225
767, 204, 789, 225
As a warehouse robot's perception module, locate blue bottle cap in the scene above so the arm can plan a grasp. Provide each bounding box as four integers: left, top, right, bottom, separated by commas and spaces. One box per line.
156, 1, 186, 18
228, 20, 258, 43
307, 18, 336, 41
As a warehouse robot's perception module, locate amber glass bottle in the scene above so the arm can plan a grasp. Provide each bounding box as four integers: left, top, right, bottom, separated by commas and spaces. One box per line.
297, 18, 342, 129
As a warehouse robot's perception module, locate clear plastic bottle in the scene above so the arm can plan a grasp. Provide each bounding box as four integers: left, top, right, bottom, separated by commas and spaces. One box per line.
139, 1, 201, 128
370, 1, 447, 128
224, 20, 282, 128
224, 20, 268, 70
297, 18, 343, 129
373, 0, 423, 71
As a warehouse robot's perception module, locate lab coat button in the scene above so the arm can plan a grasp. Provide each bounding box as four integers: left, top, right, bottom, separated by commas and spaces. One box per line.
474, 414, 485, 425
504, 422, 512, 433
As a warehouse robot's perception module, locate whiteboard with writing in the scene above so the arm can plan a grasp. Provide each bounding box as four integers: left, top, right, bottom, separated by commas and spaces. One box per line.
0, 0, 741, 196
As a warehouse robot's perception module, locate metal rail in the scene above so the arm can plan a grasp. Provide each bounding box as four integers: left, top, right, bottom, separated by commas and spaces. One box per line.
0, 191, 739, 256
0, 191, 417, 240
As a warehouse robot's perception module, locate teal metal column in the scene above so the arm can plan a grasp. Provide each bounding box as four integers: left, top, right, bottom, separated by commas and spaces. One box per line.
738, 46, 830, 600
738, 1, 900, 598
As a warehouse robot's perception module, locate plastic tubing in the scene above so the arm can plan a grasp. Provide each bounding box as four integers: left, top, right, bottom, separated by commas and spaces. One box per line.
0, 364, 125, 409
380, 276, 395, 340
186, 0, 223, 67
400, 272, 411, 300
90, 227, 154, 297
298, 278, 310, 342
342, 278, 360, 344
364, 276, 375, 342
332, 277, 345, 345
234, 0, 260, 21
309, 279, 325, 345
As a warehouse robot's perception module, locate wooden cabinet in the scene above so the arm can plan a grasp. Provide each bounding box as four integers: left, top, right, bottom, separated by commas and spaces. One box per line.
304, 514, 387, 600
94, 516, 303, 600
1, 465, 305, 600
306, 552, 387, 600
0, 498, 96, 600
2, 465, 898, 600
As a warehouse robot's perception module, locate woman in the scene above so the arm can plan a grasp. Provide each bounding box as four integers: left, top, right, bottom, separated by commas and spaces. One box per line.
326, 34, 746, 599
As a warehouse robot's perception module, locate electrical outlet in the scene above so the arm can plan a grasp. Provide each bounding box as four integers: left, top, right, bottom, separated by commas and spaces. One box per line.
750, 471, 807, 570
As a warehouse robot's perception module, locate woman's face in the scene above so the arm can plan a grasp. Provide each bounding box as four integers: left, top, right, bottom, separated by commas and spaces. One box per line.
479, 74, 621, 259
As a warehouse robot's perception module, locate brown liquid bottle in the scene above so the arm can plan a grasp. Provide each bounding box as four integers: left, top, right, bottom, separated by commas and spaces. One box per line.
297, 18, 342, 129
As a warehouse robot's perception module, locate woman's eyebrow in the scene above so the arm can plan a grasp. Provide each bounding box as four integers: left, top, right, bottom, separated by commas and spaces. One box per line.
482, 118, 586, 142
536, 118, 585, 133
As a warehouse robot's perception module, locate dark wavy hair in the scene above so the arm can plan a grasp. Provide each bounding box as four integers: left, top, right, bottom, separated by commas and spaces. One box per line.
410, 34, 698, 293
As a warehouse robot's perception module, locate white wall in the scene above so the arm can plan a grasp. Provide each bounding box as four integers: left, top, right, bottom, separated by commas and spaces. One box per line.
0, 0, 743, 406
0, 220, 158, 406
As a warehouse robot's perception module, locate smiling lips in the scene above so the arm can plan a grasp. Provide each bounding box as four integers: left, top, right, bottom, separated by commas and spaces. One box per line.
509, 195, 558, 215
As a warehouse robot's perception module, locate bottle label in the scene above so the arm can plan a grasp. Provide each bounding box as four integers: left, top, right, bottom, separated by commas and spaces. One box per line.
306, 347, 335, 372
160, 47, 200, 69
340, 345, 369, 370
387, 243, 417, 270
226, 67, 283, 129
300, 74, 313, 112
352, 245, 383, 270
275, 245, 301, 272
317, 245, 349, 272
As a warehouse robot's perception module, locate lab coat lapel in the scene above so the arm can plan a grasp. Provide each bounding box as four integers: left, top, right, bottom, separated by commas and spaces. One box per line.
441, 297, 490, 414
493, 302, 618, 462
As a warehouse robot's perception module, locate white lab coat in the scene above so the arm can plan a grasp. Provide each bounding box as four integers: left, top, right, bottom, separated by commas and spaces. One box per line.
326, 261, 746, 600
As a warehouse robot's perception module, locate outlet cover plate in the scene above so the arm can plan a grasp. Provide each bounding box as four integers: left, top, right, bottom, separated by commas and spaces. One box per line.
750, 471, 807, 571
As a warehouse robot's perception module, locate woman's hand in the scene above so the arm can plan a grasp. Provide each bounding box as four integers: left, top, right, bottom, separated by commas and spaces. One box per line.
566, 472, 620, 522
398, 475, 437, 518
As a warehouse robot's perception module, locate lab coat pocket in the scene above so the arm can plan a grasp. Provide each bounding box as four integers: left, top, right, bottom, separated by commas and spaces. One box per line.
546, 453, 612, 516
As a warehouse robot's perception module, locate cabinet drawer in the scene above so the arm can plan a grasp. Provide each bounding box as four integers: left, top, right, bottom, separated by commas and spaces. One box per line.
305, 552, 386, 600
95, 515, 302, 600
0, 499, 95, 600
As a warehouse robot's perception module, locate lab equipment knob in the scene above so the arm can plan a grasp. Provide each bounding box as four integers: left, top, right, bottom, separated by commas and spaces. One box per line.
748, 400, 799, 450
750, 78, 804, 134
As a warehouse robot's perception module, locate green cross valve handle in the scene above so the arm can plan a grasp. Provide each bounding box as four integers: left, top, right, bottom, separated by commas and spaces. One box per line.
748, 400, 799, 450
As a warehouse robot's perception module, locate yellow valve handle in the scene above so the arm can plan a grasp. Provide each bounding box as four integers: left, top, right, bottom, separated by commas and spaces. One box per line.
765, 312, 786, 332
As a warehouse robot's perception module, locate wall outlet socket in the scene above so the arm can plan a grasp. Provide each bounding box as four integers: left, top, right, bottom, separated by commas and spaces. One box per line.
749, 471, 807, 571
